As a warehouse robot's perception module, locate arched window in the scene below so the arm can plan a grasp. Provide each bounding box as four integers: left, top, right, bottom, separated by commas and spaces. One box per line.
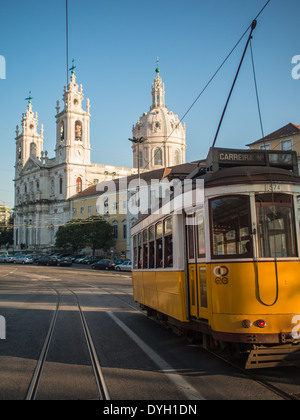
113, 220, 119, 239
60, 122, 64, 141
50, 179, 55, 195
30, 142, 37, 157
139, 151, 143, 168
122, 220, 127, 240
76, 177, 82, 193
59, 177, 63, 195
75, 121, 82, 141
174, 149, 181, 165
154, 148, 162, 165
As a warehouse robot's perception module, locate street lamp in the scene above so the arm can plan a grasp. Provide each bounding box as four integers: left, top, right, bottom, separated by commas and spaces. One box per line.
128, 137, 147, 216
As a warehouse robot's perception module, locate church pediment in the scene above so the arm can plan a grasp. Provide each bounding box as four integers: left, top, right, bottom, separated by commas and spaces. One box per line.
20, 157, 43, 175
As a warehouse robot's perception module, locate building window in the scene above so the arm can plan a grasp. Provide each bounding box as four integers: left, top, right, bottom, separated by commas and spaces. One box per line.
139, 151, 143, 168
154, 148, 162, 165
30, 142, 37, 157
76, 177, 82, 193
113, 221, 118, 239
174, 150, 180, 165
87, 205, 92, 214
259, 144, 270, 150
80, 207, 84, 215
75, 121, 82, 141
59, 178, 63, 195
122, 221, 127, 240
60, 122, 64, 141
281, 139, 292, 151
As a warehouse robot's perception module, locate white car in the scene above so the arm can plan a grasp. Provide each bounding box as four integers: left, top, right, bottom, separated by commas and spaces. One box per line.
0, 255, 7, 263
4, 255, 15, 263
14, 255, 34, 264
115, 261, 132, 272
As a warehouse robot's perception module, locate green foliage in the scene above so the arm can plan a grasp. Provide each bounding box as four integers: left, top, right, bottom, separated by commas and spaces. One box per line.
0, 217, 13, 248
55, 216, 115, 254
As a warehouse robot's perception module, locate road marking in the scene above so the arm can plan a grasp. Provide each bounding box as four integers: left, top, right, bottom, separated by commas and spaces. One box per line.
0, 268, 18, 278
107, 311, 205, 401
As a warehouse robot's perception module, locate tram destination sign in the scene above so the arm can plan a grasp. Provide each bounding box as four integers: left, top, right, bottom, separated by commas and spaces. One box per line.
219, 150, 265, 164
206, 148, 297, 173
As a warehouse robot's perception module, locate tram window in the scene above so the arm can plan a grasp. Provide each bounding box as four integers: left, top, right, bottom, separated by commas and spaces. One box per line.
187, 216, 195, 260
164, 217, 172, 235
133, 235, 138, 269
164, 217, 173, 267
156, 222, 163, 267
143, 230, 148, 268
196, 210, 205, 258
149, 226, 155, 268
256, 193, 297, 258
210, 196, 252, 258
138, 233, 142, 268
149, 225, 155, 241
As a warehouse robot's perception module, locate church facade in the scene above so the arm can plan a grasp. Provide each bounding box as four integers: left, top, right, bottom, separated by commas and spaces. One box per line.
13, 71, 135, 251
13, 65, 187, 252
131, 64, 186, 171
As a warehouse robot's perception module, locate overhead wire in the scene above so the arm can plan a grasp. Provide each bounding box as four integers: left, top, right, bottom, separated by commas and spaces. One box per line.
249, 33, 279, 307
142, 0, 272, 170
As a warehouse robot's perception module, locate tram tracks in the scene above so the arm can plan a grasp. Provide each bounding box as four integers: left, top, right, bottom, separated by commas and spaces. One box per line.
77, 282, 300, 401
25, 288, 110, 401
2, 269, 298, 400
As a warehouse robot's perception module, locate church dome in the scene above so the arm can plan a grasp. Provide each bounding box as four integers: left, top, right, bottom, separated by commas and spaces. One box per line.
131, 65, 186, 171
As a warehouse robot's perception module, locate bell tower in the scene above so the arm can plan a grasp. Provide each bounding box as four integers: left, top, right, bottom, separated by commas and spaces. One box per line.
15, 93, 44, 176
55, 62, 91, 165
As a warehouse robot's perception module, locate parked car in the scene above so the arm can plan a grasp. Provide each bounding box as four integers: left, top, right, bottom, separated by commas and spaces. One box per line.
36, 256, 58, 266
75, 256, 86, 263
85, 256, 101, 265
0, 255, 7, 263
91, 259, 115, 270
0, 255, 14, 263
115, 261, 132, 272
4, 255, 15, 263
58, 256, 72, 266
14, 255, 34, 264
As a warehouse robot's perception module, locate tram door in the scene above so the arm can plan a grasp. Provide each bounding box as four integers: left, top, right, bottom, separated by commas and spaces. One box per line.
186, 210, 208, 320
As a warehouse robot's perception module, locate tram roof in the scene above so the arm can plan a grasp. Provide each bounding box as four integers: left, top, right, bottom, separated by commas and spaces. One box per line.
204, 165, 300, 187
187, 147, 299, 182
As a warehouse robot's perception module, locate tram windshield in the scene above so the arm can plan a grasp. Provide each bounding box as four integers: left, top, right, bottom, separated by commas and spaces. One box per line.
210, 196, 252, 258
256, 193, 297, 258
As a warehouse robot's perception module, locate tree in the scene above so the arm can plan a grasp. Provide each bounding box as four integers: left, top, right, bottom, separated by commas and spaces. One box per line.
55, 219, 86, 252
84, 216, 115, 255
55, 216, 115, 254
0, 215, 13, 248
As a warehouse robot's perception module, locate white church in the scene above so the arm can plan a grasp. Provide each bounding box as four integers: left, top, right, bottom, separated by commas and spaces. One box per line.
13, 64, 187, 251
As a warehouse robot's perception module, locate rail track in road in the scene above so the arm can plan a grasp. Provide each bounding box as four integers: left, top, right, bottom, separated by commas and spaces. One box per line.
25, 287, 110, 401
74, 281, 300, 401
0, 265, 299, 400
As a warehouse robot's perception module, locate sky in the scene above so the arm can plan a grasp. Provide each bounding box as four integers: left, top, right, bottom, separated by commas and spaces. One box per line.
0, 0, 299, 209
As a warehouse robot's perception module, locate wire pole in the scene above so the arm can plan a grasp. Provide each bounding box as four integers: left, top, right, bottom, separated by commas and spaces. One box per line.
212, 20, 257, 148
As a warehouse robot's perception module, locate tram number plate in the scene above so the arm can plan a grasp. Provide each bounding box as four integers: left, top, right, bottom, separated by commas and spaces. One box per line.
265, 184, 281, 192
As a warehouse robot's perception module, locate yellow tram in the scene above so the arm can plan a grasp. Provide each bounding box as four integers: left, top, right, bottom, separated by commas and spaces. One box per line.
131, 148, 300, 368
